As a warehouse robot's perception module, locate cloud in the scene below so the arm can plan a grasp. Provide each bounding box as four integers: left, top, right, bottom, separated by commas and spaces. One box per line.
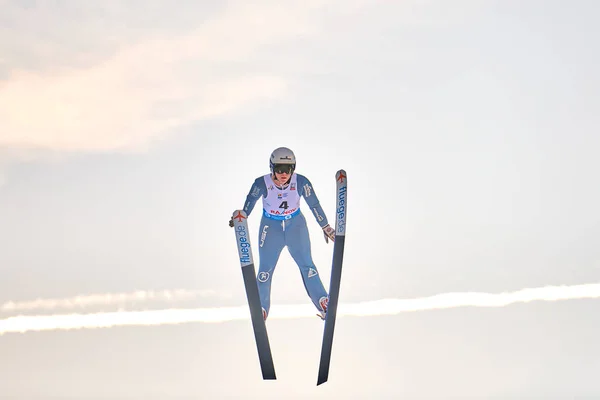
2, 282, 599, 335
0, 0, 481, 157
0, 1, 339, 153
1, 288, 232, 313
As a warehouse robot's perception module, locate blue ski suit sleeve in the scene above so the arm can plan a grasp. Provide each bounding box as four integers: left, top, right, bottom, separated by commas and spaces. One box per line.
296, 174, 329, 229
243, 177, 267, 216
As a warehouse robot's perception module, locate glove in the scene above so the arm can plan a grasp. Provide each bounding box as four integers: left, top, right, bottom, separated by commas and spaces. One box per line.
322, 224, 335, 243
229, 217, 234, 227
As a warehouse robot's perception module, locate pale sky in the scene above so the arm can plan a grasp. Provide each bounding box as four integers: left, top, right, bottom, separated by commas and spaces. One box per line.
1, 0, 600, 398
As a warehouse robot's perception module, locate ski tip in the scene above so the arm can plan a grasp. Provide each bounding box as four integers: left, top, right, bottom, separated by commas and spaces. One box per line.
317, 377, 328, 386
232, 209, 247, 219
335, 170, 347, 184
231, 210, 249, 227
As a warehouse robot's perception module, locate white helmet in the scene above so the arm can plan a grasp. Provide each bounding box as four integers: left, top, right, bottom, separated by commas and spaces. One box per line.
269, 147, 296, 174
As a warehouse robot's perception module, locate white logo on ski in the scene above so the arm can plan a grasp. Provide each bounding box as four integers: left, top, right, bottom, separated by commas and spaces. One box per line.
308, 268, 317, 278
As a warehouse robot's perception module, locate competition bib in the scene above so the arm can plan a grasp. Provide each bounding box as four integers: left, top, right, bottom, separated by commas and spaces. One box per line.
262, 174, 301, 220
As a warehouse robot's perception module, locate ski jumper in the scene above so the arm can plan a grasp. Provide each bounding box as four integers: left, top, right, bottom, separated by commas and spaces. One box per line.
243, 173, 330, 316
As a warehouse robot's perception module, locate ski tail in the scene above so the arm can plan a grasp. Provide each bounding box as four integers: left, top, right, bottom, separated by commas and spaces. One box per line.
317, 169, 347, 386
232, 210, 276, 380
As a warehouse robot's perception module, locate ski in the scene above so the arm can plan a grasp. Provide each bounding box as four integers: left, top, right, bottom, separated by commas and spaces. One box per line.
232, 210, 276, 380
317, 169, 348, 386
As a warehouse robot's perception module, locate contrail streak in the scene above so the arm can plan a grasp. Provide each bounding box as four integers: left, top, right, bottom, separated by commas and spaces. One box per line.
1, 283, 599, 335
1, 289, 227, 312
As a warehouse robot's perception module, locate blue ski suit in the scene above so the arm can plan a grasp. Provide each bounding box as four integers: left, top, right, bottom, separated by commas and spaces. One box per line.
243, 172, 330, 316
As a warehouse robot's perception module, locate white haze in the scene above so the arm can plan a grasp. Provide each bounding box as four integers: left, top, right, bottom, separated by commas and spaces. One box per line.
2, 282, 599, 335
1, 289, 230, 312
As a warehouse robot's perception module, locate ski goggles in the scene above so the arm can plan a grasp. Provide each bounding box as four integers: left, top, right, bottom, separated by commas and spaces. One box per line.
273, 164, 294, 174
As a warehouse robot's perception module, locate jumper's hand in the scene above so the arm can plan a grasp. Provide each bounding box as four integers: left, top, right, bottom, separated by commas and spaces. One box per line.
229, 217, 234, 228
323, 224, 335, 243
